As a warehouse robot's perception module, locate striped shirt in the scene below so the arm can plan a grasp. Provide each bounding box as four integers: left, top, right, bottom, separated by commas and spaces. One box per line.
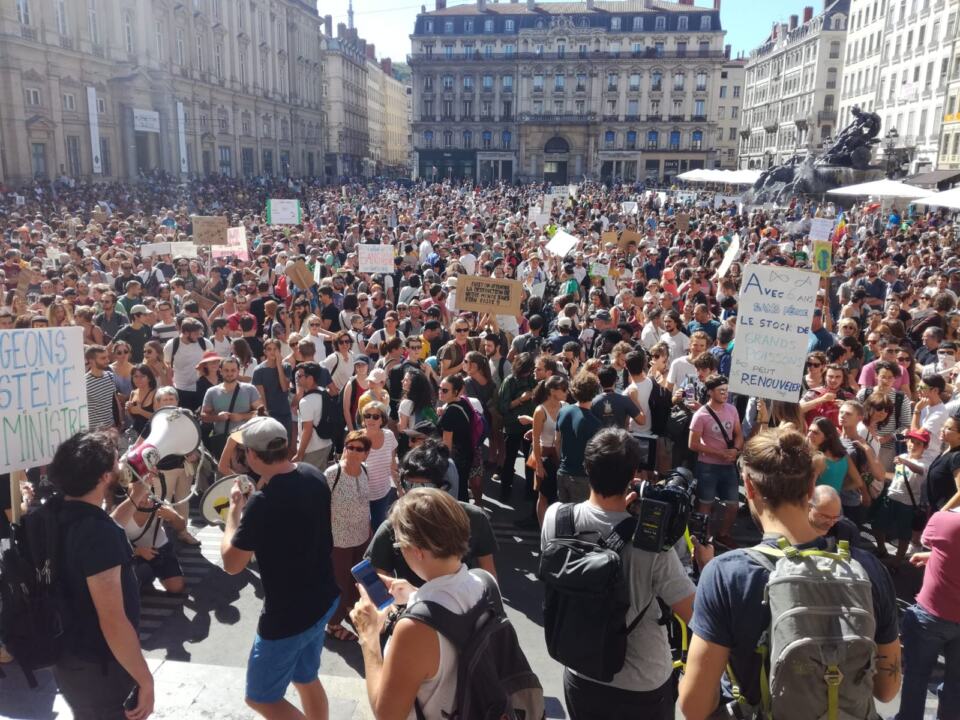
365, 429, 398, 502
86, 371, 117, 431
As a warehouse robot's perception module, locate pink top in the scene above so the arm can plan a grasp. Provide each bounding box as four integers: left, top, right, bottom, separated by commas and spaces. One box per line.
918, 510, 960, 623
689, 402, 740, 465
857, 359, 909, 392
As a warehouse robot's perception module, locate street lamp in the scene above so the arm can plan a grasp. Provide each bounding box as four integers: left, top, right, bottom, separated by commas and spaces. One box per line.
885, 127, 900, 178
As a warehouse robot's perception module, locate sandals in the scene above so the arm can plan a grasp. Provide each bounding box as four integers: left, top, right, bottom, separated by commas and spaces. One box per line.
325, 624, 357, 642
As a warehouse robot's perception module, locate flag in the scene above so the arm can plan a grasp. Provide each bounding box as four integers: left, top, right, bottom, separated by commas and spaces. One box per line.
832, 212, 846, 245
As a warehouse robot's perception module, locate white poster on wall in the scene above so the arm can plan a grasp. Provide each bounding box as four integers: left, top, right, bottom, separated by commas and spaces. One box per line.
176, 101, 188, 174
133, 108, 161, 133
728, 264, 819, 403
87, 87, 101, 174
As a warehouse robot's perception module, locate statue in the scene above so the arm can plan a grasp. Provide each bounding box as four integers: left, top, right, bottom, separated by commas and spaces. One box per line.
817, 105, 881, 170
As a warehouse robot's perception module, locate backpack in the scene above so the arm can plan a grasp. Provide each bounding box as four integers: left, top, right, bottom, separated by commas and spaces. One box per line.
304, 388, 345, 446
171, 335, 208, 361
648, 381, 673, 436
399, 569, 545, 720
141, 268, 162, 296
0, 495, 70, 687
452, 399, 486, 449
731, 537, 878, 720
537, 504, 654, 683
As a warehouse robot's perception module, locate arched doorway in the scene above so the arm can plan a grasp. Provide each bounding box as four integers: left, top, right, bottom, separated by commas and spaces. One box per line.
543, 136, 569, 184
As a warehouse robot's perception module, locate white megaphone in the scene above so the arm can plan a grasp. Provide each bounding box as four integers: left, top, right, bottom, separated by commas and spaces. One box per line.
120, 407, 201, 485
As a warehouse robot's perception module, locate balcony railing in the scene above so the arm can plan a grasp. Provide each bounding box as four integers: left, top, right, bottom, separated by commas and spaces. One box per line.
817, 110, 837, 123
691, 115, 707, 122
647, 114, 662, 121
668, 114, 685, 121
518, 112, 598, 123
407, 49, 725, 63
20, 25, 37, 41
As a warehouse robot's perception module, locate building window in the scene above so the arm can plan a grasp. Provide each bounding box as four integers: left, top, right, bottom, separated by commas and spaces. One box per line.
424, 20, 433, 32
483, 43, 493, 58
628, 99, 639, 116
88, 0, 100, 45
733, 85, 741, 97
464, 76, 474, 90
55, 0, 67, 34
728, 127, 737, 141
483, 19, 493, 32
629, 73, 640, 91
442, 75, 453, 90
533, 74, 544, 92
694, 99, 705, 116
575, 73, 586, 91
647, 130, 658, 149
829, 41, 841, 59
719, 85, 727, 98
444, 21, 454, 33
215, 43, 223, 78
700, 15, 711, 30
463, 130, 472, 148
731, 106, 738, 118
424, 76, 434, 91
575, 99, 585, 114
673, 72, 684, 91
176, 29, 185, 65
655, 15, 666, 30
481, 130, 492, 149
677, 42, 687, 57
611, 17, 621, 30
443, 44, 453, 58
604, 130, 615, 148
219, 146, 232, 175
696, 72, 707, 91
423, 130, 434, 148
31, 142, 46, 176
66, 135, 81, 176
502, 130, 511, 149
196, 38, 204, 72
16, 0, 30, 25
692, 130, 703, 150
626, 130, 637, 149
505, 43, 515, 57
632, 16, 643, 30
62, 93, 75, 111
669, 130, 681, 149
26, 88, 41, 106
503, 75, 513, 91
464, 19, 473, 33
678, 15, 688, 31
555, 74, 565, 91
607, 73, 618, 91
97, 97, 105, 113
505, 19, 514, 31
124, 12, 134, 53
443, 130, 453, 148
651, 71, 662, 92
239, 51, 247, 85
482, 74, 493, 90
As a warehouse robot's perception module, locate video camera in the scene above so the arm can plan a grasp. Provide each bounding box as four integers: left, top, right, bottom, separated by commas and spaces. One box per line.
628, 468, 711, 552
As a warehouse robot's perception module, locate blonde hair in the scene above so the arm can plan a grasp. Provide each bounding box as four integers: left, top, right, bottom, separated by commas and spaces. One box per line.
389, 487, 469, 559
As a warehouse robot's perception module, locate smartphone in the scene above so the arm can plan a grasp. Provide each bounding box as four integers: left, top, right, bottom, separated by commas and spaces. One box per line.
351, 558, 394, 610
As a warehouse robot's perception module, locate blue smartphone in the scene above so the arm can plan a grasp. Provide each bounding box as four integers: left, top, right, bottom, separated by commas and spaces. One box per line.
351, 558, 394, 610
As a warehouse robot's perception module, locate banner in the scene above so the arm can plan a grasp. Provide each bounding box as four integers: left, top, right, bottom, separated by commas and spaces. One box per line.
133, 108, 160, 133
169, 241, 198, 258
190, 215, 228, 245
358, 244, 395, 274
545, 229, 579, 257
717, 234, 741, 278
87, 87, 101, 174
0, 327, 88, 473
456, 275, 523, 316
813, 240, 832, 277
808, 217, 834, 242
267, 199, 301, 225
728, 264, 819, 403
176, 101, 188, 174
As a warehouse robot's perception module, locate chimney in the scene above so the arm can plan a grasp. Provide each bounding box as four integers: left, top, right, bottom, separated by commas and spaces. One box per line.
789, 14, 798, 29
713, 0, 721, 9
724, 43, 731, 59
324, 14, 333, 36
366, 43, 376, 60
803, 5, 813, 22
381, 58, 393, 75
435, 0, 446, 8
337, 22, 346, 39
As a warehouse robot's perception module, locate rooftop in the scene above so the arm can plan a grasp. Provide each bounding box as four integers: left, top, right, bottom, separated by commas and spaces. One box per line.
420, 0, 719, 16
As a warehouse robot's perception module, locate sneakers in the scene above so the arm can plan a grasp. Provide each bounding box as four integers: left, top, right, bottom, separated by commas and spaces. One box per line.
177, 530, 201, 546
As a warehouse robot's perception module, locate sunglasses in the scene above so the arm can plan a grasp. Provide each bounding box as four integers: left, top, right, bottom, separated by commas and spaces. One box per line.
362, 413, 381, 420
338, 339, 353, 345
114, 350, 130, 355
345, 445, 368, 453
455, 328, 469, 334
807, 362, 822, 368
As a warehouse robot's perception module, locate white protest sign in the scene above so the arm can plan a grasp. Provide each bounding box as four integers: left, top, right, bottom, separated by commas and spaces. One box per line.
527, 206, 542, 221
717, 234, 741, 278
0, 327, 88, 473
591, 262, 610, 277
212, 226, 249, 260
808, 217, 835, 242
728, 264, 819, 403
621, 201, 638, 215
169, 241, 198, 258
267, 199, 301, 225
14, 195, 24, 207
140, 242, 171, 257
358, 244, 395, 274
530, 282, 546, 298
545, 229, 579, 257
532, 213, 551, 228
568, 185, 578, 199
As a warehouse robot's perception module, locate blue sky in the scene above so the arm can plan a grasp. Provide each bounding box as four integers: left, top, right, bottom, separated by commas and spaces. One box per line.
319, 0, 793, 66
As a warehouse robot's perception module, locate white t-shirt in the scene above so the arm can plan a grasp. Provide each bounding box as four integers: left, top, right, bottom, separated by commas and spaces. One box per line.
298, 392, 332, 454
164, 336, 205, 391
459, 253, 477, 275
323, 351, 355, 392
919, 402, 949, 467
626, 377, 654, 435
211, 336, 233, 358
667, 356, 697, 389
660, 331, 689, 363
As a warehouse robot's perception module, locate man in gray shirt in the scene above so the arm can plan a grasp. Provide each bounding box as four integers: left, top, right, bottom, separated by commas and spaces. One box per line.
541, 427, 701, 720
201, 357, 263, 458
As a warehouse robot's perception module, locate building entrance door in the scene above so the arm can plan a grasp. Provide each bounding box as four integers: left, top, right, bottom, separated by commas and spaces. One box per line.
543, 160, 567, 184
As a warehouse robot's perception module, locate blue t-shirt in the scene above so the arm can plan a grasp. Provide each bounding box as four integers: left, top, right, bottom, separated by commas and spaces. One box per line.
687, 318, 721, 341
590, 390, 640, 429
689, 535, 898, 708
557, 403, 603, 476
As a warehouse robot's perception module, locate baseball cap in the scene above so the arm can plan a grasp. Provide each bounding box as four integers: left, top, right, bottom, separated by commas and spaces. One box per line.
557, 316, 573, 329
230, 416, 288, 452
904, 429, 931, 446
130, 304, 149, 316
403, 420, 439, 439
594, 310, 612, 321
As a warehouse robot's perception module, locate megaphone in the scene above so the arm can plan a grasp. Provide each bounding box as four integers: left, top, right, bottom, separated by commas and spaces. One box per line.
120, 407, 201, 486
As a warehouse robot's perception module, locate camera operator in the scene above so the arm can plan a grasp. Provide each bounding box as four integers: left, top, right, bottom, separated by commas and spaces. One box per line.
49, 431, 154, 720
541, 428, 701, 720
679, 428, 900, 720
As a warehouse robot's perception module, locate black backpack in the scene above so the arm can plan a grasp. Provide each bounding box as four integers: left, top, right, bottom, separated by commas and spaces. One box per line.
537, 504, 653, 683
303, 388, 345, 447
398, 569, 545, 720
0, 495, 70, 687
171, 335, 208, 361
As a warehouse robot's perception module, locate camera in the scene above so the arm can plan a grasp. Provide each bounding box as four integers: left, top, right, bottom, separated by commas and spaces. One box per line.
628, 468, 711, 552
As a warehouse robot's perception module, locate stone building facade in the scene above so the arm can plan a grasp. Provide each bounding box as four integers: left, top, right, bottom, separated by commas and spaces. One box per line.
321, 21, 370, 180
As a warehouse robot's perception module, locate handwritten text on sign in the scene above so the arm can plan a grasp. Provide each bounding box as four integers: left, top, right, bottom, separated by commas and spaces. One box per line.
358, 244, 395, 274
456, 276, 523, 316
728, 264, 819, 402
0, 327, 88, 473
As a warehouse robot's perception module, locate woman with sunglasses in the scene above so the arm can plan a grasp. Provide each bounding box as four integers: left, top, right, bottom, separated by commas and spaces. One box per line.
323, 430, 372, 642
110, 340, 135, 406
362, 401, 400, 530
856, 361, 913, 472
322, 330, 357, 394
143, 340, 171, 387
802, 351, 827, 391
126, 364, 158, 436
256, 256, 276, 287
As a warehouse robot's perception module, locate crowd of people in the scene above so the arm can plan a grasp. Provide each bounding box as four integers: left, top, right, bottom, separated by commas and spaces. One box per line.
2, 171, 960, 720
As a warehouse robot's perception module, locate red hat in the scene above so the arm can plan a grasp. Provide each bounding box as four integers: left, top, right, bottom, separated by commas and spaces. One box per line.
904, 429, 931, 446
196, 351, 222, 367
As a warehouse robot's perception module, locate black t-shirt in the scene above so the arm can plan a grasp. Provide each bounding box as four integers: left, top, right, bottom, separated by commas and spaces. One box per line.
439, 398, 474, 464
320, 302, 340, 333
0, 472, 10, 540
244, 335, 264, 362
113, 323, 153, 363
365, 501, 498, 587
927, 449, 960, 510
231, 463, 338, 639
249, 296, 269, 331
59, 500, 140, 661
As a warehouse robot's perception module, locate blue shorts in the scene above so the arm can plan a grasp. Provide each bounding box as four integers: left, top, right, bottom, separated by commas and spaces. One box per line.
245, 599, 339, 703
695, 461, 740, 503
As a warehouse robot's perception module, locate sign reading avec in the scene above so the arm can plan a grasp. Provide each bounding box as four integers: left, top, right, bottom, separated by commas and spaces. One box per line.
456, 275, 523, 316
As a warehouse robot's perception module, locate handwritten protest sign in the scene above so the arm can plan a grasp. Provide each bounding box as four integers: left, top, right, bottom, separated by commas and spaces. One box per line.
285, 260, 314, 290
527, 206, 542, 221
813, 240, 833, 277
169, 242, 198, 258
809, 218, 834, 242
676, 213, 690, 232
545, 229, 579, 257
618, 229, 643, 251
267, 199, 301, 225
358, 244, 395, 274
591, 262, 610, 277
190, 215, 228, 245
601, 230, 620, 247
530, 282, 546, 298
0, 327, 88, 473
140, 242, 172, 258
621, 201, 638, 215
531, 212, 552, 228
212, 226, 250, 261
456, 275, 522, 316
568, 185, 578, 199
728, 264, 819, 403
717, 234, 741, 278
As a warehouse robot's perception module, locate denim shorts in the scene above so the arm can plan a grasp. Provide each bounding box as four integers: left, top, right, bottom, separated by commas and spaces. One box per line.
245, 598, 339, 703
695, 461, 740, 503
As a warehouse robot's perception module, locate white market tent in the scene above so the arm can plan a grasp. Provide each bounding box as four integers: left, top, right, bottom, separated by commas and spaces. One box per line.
676, 168, 761, 185
910, 187, 960, 210
826, 178, 933, 200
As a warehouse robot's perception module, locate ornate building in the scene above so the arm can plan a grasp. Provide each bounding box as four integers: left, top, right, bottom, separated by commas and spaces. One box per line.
738, 1, 850, 170
409, 0, 730, 185
0, 0, 326, 184
321, 19, 370, 180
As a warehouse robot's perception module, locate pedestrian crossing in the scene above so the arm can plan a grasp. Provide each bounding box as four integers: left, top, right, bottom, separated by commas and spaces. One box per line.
137, 518, 222, 643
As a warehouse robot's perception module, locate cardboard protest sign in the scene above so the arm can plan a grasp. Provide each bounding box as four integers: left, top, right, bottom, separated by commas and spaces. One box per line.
813, 240, 833, 277
618, 229, 643, 251
189, 292, 216, 313
212, 226, 250, 261
456, 275, 522, 316
0, 327, 88, 473
808, 218, 834, 242
601, 230, 620, 247
545, 229, 579, 257
190, 215, 228, 245
591, 262, 610, 277
285, 260, 314, 290
728, 264, 819, 403
717, 234, 741, 278
676, 213, 690, 232
140, 242, 171, 258
267, 199, 301, 225
358, 244, 395, 274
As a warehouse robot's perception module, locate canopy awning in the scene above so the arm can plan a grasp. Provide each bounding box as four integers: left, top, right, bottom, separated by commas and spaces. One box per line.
826, 179, 933, 200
